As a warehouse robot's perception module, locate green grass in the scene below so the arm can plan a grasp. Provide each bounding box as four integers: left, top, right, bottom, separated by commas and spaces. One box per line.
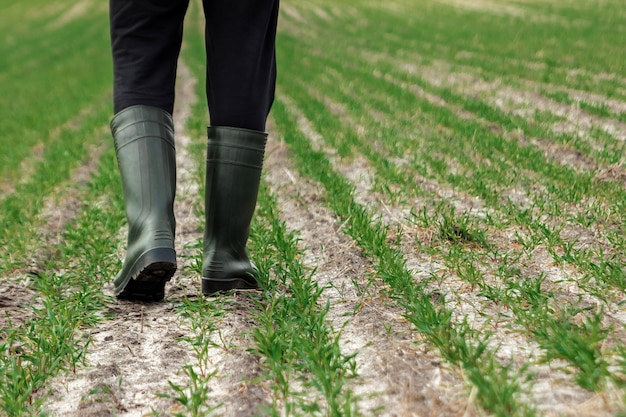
270, 96, 537, 416
0, 0, 112, 272
273, 0, 626, 413
0, 3, 111, 182
0, 145, 124, 416
2, 0, 626, 415
157, 297, 225, 417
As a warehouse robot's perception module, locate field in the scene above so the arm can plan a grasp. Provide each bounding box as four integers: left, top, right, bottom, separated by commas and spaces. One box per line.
1, 0, 626, 415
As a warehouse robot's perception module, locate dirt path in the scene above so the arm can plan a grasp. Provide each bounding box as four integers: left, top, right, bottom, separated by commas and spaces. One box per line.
42, 56, 274, 416
270, 86, 626, 416
43, 61, 202, 417
0, 134, 106, 332
264, 128, 471, 416
5, 1, 626, 416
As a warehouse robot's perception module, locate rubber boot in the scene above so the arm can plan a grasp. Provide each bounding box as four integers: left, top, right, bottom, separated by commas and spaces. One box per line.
201, 126, 266, 295
111, 105, 177, 301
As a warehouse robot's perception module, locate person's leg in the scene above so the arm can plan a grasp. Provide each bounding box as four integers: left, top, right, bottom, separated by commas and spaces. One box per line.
110, 0, 190, 114
202, 0, 279, 131
200, 0, 279, 294
109, 0, 189, 300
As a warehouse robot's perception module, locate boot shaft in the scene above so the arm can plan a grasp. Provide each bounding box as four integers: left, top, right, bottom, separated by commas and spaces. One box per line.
202, 126, 266, 288
203, 126, 266, 255
111, 105, 177, 243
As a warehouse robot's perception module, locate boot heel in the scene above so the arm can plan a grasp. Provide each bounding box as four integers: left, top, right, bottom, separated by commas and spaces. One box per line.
201, 275, 258, 295
115, 247, 177, 301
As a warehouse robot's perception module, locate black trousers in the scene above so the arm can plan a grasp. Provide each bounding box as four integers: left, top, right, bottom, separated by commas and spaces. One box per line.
110, 0, 279, 131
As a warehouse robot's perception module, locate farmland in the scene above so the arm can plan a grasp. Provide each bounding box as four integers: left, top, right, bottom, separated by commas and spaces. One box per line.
1, 0, 626, 416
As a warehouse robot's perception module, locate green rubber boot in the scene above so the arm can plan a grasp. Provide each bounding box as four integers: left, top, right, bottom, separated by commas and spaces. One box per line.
201, 126, 266, 295
111, 105, 177, 301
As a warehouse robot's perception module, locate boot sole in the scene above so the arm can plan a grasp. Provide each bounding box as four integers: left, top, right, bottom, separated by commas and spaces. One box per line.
115, 248, 177, 302
201, 276, 259, 295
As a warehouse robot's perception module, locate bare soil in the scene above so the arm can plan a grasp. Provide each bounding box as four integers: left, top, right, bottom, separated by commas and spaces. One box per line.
43, 60, 272, 417
3, 3, 623, 415
271, 85, 625, 415
264, 129, 471, 417
37, 60, 480, 416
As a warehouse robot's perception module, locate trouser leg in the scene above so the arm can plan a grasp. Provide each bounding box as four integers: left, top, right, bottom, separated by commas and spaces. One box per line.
109, 0, 190, 114
110, 0, 278, 126
202, 0, 279, 131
